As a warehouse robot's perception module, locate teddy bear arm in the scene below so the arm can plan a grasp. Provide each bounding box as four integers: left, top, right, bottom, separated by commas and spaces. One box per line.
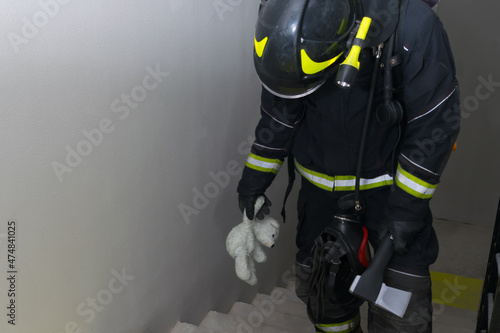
252, 242, 267, 263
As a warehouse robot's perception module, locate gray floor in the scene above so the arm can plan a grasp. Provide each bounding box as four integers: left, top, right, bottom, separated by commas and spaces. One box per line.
360, 218, 493, 332
432, 218, 492, 280
431, 218, 492, 332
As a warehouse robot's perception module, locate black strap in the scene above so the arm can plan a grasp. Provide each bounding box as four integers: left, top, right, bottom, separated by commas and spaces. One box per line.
280, 152, 296, 223
392, 0, 407, 91
308, 236, 329, 323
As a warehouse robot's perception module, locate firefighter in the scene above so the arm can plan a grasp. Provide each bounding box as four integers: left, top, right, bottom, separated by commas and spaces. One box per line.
237, 0, 460, 332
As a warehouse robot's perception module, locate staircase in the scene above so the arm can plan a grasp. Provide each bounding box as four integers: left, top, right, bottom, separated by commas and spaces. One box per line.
168, 215, 492, 333
168, 284, 334, 333
168, 280, 478, 333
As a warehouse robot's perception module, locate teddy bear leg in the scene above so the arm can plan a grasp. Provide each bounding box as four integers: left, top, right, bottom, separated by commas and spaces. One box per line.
234, 255, 252, 281
246, 258, 258, 285
247, 273, 257, 285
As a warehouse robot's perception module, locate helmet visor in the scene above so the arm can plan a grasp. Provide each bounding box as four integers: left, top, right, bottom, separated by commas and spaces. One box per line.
301, 0, 354, 42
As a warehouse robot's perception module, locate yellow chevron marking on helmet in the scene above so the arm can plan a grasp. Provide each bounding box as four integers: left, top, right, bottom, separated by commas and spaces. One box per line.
254, 36, 268, 58
301, 49, 343, 75
337, 18, 348, 35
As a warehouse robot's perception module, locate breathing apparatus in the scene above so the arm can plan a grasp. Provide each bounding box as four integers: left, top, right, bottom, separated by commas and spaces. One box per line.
316, 41, 386, 318
376, 33, 404, 125
307, 214, 370, 322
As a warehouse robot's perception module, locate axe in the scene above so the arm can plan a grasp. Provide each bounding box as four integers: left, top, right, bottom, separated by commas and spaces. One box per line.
349, 233, 412, 318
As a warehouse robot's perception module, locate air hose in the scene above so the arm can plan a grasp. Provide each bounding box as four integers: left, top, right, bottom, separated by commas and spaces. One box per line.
353, 43, 384, 212
337, 41, 385, 214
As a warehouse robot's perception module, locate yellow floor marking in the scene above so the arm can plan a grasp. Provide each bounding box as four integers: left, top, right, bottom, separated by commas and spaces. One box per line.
430, 271, 483, 312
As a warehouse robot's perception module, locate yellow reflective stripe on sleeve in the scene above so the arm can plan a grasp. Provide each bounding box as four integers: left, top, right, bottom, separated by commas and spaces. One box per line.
301, 49, 343, 75
246, 153, 283, 174
295, 160, 393, 192
396, 164, 438, 199
315, 312, 360, 332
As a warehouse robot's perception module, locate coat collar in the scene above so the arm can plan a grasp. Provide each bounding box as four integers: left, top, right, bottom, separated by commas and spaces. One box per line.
361, 0, 401, 47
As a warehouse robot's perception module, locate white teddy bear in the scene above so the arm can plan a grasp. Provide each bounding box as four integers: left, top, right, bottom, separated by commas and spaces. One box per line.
226, 196, 280, 285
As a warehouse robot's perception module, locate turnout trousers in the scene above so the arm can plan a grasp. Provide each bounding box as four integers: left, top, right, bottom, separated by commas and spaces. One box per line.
294, 177, 439, 332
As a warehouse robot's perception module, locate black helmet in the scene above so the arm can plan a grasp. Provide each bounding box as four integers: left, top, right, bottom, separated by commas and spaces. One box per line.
254, 0, 362, 99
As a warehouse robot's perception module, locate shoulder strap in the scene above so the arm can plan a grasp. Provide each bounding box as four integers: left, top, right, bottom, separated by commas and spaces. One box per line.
280, 152, 296, 223
392, 0, 409, 91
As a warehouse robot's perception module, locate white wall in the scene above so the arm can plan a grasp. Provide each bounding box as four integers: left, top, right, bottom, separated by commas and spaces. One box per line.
431, 0, 500, 226
0, 1, 299, 332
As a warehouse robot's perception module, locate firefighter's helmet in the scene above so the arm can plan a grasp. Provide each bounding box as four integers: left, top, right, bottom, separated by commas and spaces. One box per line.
254, 0, 362, 98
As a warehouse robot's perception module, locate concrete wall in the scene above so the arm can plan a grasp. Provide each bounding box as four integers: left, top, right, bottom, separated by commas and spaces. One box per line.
0, 1, 498, 333
431, 0, 500, 226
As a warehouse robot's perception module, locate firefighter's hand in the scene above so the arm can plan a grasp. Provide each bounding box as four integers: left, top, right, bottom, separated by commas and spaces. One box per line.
383, 219, 426, 254
238, 194, 271, 221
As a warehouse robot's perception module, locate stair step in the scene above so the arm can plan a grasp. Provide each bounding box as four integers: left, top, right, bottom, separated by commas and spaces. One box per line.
252, 293, 308, 319
200, 310, 298, 333
286, 280, 296, 291
199, 311, 236, 333
229, 302, 314, 333
271, 287, 302, 303
169, 322, 209, 333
